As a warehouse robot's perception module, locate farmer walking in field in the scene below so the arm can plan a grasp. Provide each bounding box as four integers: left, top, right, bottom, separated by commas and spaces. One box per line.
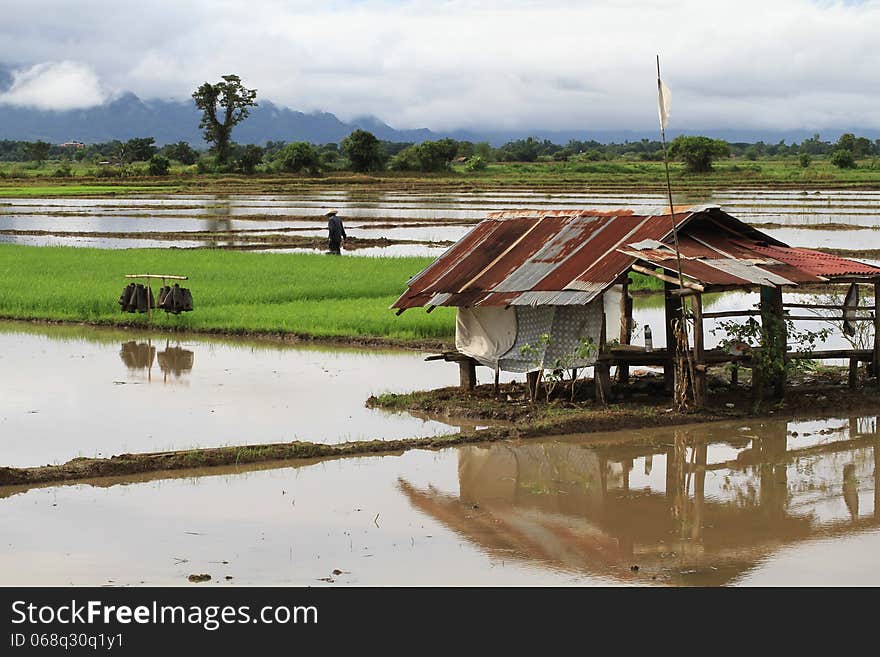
325, 209, 346, 255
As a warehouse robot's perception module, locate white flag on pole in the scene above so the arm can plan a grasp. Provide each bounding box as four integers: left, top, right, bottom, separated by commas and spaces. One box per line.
657, 79, 671, 131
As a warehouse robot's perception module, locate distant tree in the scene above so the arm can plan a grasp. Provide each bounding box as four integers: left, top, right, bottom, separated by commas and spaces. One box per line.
147, 154, 170, 176
378, 140, 413, 158
799, 133, 829, 155
743, 146, 759, 161
341, 129, 385, 172
474, 142, 494, 161
388, 145, 421, 171
122, 137, 157, 163
668, 135, 730, 172
497, 137, 542, 162
455, 141, 475, 158
24, 140, 51, 164
415, 138, 458, 171
830, 149, 856, 169
318, 144, 341, 167
192, 74, 258, 166
275, 142, 320, 174
798, 152, 812, 168
163, 141, 198, 165
236, 144, 264, 174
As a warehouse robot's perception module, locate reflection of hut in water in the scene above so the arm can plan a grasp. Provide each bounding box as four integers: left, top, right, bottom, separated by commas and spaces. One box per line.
398, 418, 880, 585
119, 341, 155, 370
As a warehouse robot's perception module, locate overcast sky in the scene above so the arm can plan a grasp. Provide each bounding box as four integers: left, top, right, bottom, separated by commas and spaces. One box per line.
1, 0, 878, 132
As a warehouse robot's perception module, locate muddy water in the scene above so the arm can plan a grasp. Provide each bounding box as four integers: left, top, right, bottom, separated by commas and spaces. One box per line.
0, 414, 877, 586
2, 188, 880, 255
0, 322, 501, 468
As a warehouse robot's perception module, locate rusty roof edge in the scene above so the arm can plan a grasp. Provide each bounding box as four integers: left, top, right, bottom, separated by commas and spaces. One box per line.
403, 220, 489, 289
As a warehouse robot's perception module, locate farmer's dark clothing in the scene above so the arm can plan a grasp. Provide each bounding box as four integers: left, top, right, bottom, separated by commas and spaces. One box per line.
328, 215, 346, 255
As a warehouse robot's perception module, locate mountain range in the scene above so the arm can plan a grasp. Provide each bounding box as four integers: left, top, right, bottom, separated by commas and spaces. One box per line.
0, 70, 873, 147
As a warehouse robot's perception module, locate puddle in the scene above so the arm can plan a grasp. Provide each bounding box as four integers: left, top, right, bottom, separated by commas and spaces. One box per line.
0, 415, 876, 586
0, 322, 493, 467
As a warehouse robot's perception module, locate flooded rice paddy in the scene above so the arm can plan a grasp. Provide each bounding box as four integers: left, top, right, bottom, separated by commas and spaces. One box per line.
0, 415, 877, 586
0, 322, 479, 467
2, 187, 880, 256
3, 185, 880, 586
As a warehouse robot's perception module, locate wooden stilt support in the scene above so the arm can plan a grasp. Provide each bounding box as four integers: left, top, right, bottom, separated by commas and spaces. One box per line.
848, 357, 859, 389
595, 310, 611, 404
692, 294, 707, 407
595, 362, 612, 405
873, 279, 880, 381
459, 358, 477, 390
759, 285, 787, 399
664, 281, 681, 393
618, 279, 632, 384
527, 370, 540, 400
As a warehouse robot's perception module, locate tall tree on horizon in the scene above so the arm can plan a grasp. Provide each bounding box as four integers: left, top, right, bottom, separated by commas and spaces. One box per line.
192, 74, 257, 166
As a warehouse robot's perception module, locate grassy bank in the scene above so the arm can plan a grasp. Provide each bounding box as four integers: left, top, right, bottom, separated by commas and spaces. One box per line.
0, 245, 662, 343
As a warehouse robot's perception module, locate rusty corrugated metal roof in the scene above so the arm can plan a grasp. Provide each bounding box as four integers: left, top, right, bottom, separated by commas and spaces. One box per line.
392, 205, 880, 310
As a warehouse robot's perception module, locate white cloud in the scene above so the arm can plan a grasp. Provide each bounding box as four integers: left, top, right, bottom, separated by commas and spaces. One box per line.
1, 1, 880, 130
0, 61, 108, 110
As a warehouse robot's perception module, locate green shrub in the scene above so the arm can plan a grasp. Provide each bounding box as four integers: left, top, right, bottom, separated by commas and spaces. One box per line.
463, 155, 487, 171
147, 155, 170, 176
830, 149, 856, 169
274, 142, 320, 174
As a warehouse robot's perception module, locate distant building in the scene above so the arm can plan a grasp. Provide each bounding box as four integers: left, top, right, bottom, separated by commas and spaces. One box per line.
60, 140, 85, 149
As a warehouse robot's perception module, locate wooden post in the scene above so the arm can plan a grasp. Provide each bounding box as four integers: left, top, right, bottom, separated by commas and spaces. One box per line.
873, 280, 880, 381
849, 357, 859, 389
664, 281, 681, 393
759, 285, 787, 399
595, 311, 611, 404
692, 294, 707, 407
527, 370, 540, 400
618, 279, 632, 384
459, 358, 477, 390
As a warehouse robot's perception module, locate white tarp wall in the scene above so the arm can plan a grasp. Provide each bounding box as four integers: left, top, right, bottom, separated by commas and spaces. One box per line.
455, 285, 624, 374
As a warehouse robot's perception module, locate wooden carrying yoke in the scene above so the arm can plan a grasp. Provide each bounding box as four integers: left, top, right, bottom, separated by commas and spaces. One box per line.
124, 273, 188, 320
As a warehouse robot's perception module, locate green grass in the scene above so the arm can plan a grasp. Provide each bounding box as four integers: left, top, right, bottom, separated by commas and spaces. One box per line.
4, 155, 880, 196
0, 245, 664, 342
0, 184, 176, 196
0, 245, 453, 341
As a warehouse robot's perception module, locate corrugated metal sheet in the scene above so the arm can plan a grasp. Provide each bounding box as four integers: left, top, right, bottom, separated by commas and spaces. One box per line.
747, 243, 880, 278
391, 205, 880, 310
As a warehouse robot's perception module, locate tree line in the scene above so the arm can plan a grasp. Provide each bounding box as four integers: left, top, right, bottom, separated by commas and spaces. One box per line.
2, 72, 878, 175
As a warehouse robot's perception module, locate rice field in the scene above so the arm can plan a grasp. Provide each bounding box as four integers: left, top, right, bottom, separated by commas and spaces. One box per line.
0, 244, 662, 341
0, 245, 454, 340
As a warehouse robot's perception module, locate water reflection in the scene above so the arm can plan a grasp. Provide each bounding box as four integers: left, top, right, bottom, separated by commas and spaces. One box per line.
0, 321, 462, 467
119, 340, 194, 384
399, 417, 880, 585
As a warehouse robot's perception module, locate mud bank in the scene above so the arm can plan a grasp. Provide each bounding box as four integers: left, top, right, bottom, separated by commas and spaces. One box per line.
0, 412, 720, 487
5, 368, 879, 487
